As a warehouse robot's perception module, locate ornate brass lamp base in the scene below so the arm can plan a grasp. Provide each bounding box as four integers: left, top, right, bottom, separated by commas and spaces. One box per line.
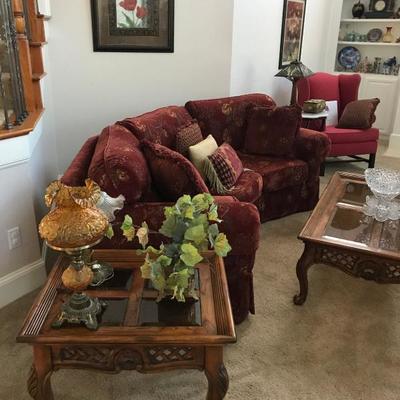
52, 293, 106, 330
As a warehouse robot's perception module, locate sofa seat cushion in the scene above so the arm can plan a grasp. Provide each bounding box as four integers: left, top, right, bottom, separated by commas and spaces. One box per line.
324, 126, 379, 144
238, 153, 309, 193
142, 140, 209, 201
218, 170, 263, 203
185, 94, 276, 150
117, 106, 194, 149
88, 124, 151, 202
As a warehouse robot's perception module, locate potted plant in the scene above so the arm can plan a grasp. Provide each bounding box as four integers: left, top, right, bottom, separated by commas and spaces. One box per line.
107, 193, 231, 303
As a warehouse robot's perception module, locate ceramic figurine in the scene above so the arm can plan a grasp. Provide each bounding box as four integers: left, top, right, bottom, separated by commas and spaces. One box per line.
352, 1, 365, 18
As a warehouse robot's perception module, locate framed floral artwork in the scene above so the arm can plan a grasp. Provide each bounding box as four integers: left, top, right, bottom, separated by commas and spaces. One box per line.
279, 0, 307, 68
91, 0, 174, 52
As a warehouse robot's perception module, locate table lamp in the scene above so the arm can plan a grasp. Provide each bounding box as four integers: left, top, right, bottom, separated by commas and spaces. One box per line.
39, 179, 109, 330
275, 60, 314, 105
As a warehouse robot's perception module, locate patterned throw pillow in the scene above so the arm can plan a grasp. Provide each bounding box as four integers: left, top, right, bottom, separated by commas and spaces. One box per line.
244, 105, 302, 157
175, 121, 203, 156
141, 140, 209, 201
337, 98, 380, 129
204, 143, 244, 194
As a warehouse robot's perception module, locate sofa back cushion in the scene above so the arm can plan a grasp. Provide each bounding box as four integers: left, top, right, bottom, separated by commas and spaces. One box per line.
88, 124, 151, 203
185, 93, 276, 150
244, 105, 302, 157
142, 140, 209, 201
117, 106, 194, 149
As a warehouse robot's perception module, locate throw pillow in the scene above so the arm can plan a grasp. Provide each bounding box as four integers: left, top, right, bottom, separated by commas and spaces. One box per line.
88, 125, 151, 202
337, 98, 380, 130
204, 143, 244, 194
188, 134, 219, 177
175, 121, 203, 156
141, 140, 209, 201
244, 105, 302, 157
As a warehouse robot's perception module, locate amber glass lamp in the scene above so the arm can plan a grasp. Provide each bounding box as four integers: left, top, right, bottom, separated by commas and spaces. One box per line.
275, 60, 314, 105
39, 179, 109, 330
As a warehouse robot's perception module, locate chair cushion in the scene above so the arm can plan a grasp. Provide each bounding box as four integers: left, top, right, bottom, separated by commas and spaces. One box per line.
238, 153, 309, 193
204, 143, 244, 193
117, 106, 194, 149
185, 93, 276, 150
243, 105, 302, 157
88, 125, 151, 202
324, 126, 379, 144
175, 121, 203, 156
142, 140, 209, 201
337, 98, 380, 130
211, 170, 262, 204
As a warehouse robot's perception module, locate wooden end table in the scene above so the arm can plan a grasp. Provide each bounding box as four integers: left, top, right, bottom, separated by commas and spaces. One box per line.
17, 250, 236, 400
294, 171, 400, 305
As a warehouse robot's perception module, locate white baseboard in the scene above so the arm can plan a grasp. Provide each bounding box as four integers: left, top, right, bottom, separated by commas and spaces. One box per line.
0, 259, 46, 309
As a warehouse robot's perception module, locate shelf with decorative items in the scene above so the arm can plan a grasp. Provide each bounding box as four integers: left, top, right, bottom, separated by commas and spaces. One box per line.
335, 1, 400, 76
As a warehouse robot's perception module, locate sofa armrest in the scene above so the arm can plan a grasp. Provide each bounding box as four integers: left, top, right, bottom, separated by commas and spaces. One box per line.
61, 135, 99, 186
295, 128, 331, 165
99, 199, 260, 257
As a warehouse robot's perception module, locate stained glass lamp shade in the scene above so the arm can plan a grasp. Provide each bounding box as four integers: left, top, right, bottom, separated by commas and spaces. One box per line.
275, 61, 314, 105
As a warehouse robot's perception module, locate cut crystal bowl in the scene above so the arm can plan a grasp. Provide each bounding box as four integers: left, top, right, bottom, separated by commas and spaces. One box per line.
365, 168, 400, 201
363, 168, 400, 222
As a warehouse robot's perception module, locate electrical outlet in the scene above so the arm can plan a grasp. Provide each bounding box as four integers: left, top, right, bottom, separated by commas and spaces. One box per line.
8, 227, 22, 250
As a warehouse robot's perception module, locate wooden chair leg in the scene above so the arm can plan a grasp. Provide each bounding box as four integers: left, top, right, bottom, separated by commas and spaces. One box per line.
319, 162, 326, 177
368, 153, 376, 168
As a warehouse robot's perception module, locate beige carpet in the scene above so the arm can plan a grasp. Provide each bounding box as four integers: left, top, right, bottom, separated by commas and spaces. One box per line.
1, 145, 399, 400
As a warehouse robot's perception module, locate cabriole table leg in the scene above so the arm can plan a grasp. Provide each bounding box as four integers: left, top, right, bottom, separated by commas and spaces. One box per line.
205, 346, 229, 400
28, 345, 54, 400
293, 243, 316, 306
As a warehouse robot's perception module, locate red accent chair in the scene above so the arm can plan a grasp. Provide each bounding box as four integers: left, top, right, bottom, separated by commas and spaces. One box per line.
297, 72, 379, 174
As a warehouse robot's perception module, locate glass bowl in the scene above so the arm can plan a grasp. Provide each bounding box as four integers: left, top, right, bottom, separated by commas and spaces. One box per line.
365, 168, 400, 202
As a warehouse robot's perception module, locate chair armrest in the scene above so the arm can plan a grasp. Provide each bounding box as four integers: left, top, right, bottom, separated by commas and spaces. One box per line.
61, 135, 99, 186
295, 128, 331, 164
100, 199, 260, 256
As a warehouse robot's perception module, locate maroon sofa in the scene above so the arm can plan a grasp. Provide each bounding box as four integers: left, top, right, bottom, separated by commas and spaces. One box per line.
62, 93, 330, 324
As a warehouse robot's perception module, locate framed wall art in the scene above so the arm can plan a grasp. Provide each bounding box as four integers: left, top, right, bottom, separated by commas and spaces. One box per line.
91, 0, 174, 52
279, 0, 307, 68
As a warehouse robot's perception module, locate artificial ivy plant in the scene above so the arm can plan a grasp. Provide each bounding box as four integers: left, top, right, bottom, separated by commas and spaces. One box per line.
107, 193, 231, 302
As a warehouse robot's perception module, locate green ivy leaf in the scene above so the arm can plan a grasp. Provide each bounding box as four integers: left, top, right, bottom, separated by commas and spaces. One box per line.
208, 203, 221, 222
184, 224, 206, 245
105, 224, 114, 240
180, 243, 203, 267
159, 214, 177, 238
192, 193, 210, 212
214, 233, 232, 257
140, 255, 152, 279
136, 221, 149, 248
121, 215, 135, 242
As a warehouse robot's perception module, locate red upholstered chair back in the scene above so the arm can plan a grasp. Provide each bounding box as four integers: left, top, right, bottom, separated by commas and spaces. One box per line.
297, 72, 361, 117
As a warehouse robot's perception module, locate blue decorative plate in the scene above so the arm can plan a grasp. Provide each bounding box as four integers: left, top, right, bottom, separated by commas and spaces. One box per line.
338, 46, 361, 70
367, 28, 383, 42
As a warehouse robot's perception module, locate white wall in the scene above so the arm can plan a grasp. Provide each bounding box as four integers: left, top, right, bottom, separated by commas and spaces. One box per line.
47, 0, 235, 172
230, 0, 331, 105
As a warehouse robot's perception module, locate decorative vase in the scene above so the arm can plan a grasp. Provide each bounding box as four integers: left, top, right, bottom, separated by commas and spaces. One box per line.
383, 27, 394, 43
352, 1, 365, 18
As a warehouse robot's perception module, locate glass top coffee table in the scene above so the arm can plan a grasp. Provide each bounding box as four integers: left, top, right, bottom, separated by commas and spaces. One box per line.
294, 171, 400, 305
17, 250, 236, 400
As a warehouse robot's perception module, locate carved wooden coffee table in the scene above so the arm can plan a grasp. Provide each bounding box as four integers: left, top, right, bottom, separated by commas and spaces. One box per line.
294, 171, 400, 305
17, 250, 236, 399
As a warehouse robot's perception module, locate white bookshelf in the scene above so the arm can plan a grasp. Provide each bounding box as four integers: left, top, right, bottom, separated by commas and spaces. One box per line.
324, 0, 400, 137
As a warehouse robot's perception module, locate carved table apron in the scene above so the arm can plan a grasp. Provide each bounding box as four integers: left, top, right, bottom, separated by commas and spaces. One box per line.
294, 241, 400, 306
28, 343, 228, 400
